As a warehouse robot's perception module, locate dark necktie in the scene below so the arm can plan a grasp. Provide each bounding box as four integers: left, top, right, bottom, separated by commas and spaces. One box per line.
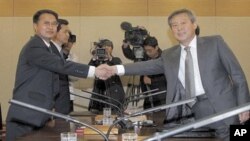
48, 42, 53, 53
185, 46, 196, 99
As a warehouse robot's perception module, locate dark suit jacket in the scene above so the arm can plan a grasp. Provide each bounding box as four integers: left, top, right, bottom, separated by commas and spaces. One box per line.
123, 35, 250, 125
7, 35, 89, 127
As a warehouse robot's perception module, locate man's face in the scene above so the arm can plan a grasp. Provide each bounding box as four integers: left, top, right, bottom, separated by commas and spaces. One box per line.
144, 45, 159, 59
104, 45, 113, 55
63, 42, 74, 53
56, 25, 70, 45
33, 13, 58, 41
170, 13, 197, 46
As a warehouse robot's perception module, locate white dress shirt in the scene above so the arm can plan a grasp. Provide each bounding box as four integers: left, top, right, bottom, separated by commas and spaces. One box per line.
178, 36, 205, 96
116, 36, 205, 96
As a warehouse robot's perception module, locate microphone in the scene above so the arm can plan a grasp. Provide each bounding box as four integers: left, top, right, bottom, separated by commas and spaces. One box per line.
125, 90, 166, 104
9, 99, 109, 141
106, 98, 196, 138
123, 90, 166, 110
123, 88, 159, 108
144, 102, 250, 141
125, 88, 158, 99
120, 21, 132, 31
70, 92, 123, 116
79, 89, 161, 115
81, 89, 124, 111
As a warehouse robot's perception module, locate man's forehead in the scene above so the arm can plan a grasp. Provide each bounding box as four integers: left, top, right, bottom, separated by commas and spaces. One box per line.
170, 15, 191, 24
39, 13, 57, 21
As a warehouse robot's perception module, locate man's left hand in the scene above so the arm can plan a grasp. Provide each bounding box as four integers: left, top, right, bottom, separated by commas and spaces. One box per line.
239, 111, 250, 124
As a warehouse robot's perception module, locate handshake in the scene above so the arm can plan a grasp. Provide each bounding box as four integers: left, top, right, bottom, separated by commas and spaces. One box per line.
95, 64, 118, 80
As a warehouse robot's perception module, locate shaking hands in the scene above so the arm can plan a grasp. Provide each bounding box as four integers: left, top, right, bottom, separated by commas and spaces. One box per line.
95, 64, 117, 80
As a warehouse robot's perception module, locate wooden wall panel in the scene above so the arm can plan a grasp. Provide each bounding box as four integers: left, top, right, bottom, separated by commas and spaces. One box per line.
0, 0, 14, 16
216, 0, 250, 16
148, 0, 216, 16
13, 0, 81, 16
2, 0, 250, 17
81, 0, 148, 16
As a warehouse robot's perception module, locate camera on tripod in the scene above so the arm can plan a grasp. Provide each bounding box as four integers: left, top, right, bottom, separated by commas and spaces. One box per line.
120, 21, 149, 60
91, 39, 113, 62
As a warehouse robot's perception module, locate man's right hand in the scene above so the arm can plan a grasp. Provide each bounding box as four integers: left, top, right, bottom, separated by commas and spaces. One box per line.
122, 40, 130, 48
95, 64, 117, 80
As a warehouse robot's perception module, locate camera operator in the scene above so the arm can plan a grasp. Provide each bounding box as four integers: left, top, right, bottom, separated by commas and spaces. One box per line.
141, 36, 167, 125
120, 24, 151, 105
121, 25, 149, 61
142, 36, 167, 109
88, 39, 125, 114
122, 40, 149, 61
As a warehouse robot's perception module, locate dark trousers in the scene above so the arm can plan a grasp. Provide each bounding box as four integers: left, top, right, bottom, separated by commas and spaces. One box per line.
192, 97, 239, 141
6, 121, 34, 141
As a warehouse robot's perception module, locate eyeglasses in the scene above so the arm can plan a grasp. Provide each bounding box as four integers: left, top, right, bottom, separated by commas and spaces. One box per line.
42, 21, 58, 27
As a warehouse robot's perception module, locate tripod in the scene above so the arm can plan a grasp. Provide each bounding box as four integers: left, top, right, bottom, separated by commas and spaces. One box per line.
125, 75, 142, 107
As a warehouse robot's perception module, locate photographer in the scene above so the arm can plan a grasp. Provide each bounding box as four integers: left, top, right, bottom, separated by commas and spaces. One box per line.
88, 39, 125, 113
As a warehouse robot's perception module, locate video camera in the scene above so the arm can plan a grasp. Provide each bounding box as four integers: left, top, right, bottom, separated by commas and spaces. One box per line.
91, 39, 113, 62
93, 41, 107, 62
68, 32, 76, 43
120, 22, 148, 46
120, 21, 149, 60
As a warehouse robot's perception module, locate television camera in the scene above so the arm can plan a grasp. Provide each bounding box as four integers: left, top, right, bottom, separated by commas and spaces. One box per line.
68, 32, 76, 43
91, 39, 112, 62
120, 21, 149, 60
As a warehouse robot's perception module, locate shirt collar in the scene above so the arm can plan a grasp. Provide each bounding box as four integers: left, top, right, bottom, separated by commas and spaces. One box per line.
180, 35, 197, 49
51, 40, 62, 52
41, 38, 50, 48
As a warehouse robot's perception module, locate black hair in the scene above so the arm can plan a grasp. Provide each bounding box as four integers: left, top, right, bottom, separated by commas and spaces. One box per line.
143, 36, 158, 48
195, 25, 200, 36
100, 39, 113, 49
57, 19, 69, 32
33, 9, 58, 23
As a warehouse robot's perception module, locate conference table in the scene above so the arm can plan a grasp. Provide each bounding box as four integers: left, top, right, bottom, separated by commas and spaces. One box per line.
15, 111, 221, 141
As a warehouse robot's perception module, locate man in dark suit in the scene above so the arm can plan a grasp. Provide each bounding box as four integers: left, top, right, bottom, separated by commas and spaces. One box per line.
50, 19, 72, 115
104, 8, 250, 140
5, 9, 109, 141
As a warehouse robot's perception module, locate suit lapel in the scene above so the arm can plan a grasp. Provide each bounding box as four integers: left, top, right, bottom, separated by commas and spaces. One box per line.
50, 43, 61, 57
166, 46, 181, 104
197, 37, 207, 90
32, 35, 51, 53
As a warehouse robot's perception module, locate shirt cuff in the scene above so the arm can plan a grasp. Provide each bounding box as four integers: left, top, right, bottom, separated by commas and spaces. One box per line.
116, 65, 125, 75
87, 66, 95, 77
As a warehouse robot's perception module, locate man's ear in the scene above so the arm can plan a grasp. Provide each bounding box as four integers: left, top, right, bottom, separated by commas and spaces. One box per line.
33, 23, 37, 32
193, 22, 198, 29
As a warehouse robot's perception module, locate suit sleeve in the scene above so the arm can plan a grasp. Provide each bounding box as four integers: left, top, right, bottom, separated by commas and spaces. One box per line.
124, 56, 165, 76
26, 45, 90, 78
217, 35, 250, 104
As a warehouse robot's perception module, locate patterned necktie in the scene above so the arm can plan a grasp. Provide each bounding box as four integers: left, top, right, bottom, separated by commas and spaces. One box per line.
185, 46, 196, 99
